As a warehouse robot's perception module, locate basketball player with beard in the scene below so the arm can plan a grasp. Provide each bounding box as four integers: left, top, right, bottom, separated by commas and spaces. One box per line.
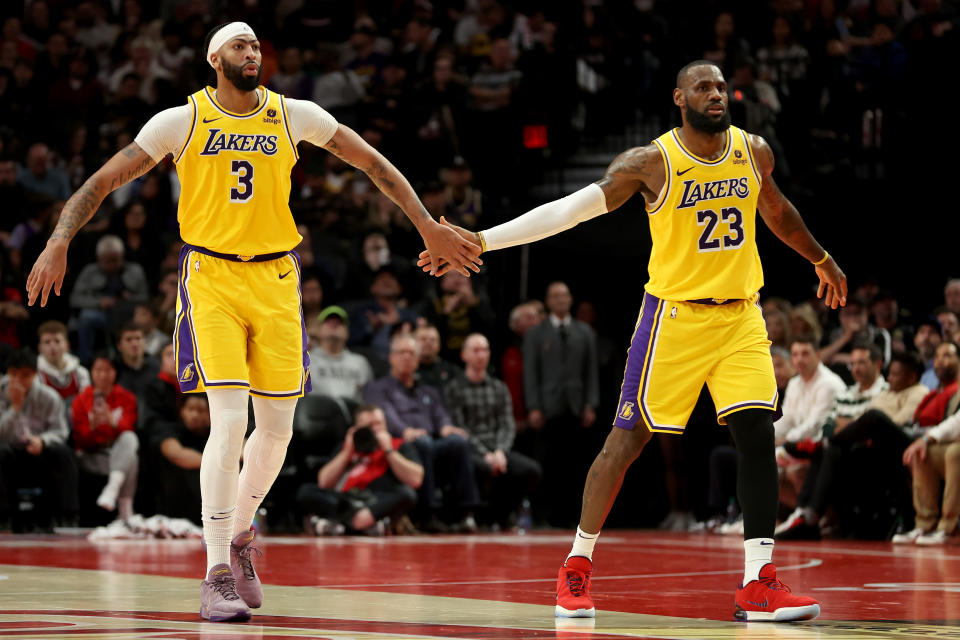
418, 61, 845, 622
26, 22, 480, 622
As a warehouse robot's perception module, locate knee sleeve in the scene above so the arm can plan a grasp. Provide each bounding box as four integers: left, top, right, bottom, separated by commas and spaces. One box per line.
248, 396, 296, 469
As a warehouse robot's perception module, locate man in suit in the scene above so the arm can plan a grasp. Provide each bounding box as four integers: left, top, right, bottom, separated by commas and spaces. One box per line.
522, 281, 599, 526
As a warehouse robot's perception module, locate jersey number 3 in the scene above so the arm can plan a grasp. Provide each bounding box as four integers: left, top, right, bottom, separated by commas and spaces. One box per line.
230, 160, 254, 202
697, 206, 744, 252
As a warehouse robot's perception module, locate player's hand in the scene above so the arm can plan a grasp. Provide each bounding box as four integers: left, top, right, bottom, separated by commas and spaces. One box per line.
418, 217, 482, 277
815, 255, 847, 310
26, 239, 69, 307
903, 437, 928, 466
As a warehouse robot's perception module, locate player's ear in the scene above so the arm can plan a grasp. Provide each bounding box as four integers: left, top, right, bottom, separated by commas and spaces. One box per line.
673, 87, 684, 108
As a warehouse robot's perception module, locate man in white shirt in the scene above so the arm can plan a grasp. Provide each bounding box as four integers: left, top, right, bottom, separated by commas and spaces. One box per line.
774, 336, 846, 445
308, 306, 373, 403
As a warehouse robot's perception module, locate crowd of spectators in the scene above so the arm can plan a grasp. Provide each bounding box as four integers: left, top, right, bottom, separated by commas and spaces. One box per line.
1, 0, 959, 539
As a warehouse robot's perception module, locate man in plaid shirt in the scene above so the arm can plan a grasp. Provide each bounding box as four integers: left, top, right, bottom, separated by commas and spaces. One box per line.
445, 333, 541, 528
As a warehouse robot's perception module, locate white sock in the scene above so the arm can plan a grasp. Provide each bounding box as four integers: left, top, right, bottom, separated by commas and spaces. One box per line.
743, 538, 774, 584
233, 397, 295, 537
567, 526, 600, 562
96, 470, 125, 511
202, 505, 235, 573
201, 389, 250, 575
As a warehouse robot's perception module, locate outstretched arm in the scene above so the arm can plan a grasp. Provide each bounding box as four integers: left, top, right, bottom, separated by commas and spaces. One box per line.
417, 145, 661, 275
751, 134, 847, 309
323, 124, 481, 276
26, 143, 156, 307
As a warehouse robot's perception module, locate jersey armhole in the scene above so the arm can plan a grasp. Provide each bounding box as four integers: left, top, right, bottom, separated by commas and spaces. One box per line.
646, 139, 670, 215
174, 95, 198, 165
278, 94, 299, 161
740, 129, 763, 187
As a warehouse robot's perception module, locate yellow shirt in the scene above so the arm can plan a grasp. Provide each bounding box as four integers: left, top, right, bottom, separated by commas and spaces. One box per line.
175, 86, 300, 256
643, 126, 764, 301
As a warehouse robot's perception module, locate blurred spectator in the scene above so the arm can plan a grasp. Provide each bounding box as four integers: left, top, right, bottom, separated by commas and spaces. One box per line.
441, 156, 483, 229
36, 321, 90, 406
343, 231, 411, 301
269, 46, 312, 100
108, 37, 172, 105
70, 235, 149, 364
22, 1, 53, 48
73, 1, 120, 55
308, 306, 373, 403
157, 23, 194, 77
871, 291, 910, 353
756, 15, 811, 104
113, 321, 160, 400
154, 267, 179, 335
363, 333, 479, 532
413, 54, 468, 175
113, 201, 164, 287
348, 266, 418, 360
771, 345, 795, 398
775, 335, 846, 445
103, 73, 151, 139
301, 272, 325, 327
0, 347, 77, 528
916, 317, 944, 390
400, 17, 439, 85
311, 44, 366, 112
7, 194, 57, 272
154, 393, 208, 523
937, 307, 960, 341
298, 405, 422, 535
47, 48, 103, 134
71, 355, 138, 521
789, 303, 823, 347
945, 279, 960, 316
17, 142, 70, 202
522, 281, 599, 526
423, 270, 496, 360
501, 302, 539, 428
0, 159, 28, 245
701, 11, 751, 77
0, 258, 28, 347
133, 302, 170, 358
343, 18, 389, 89
912, 342, 960, 427
415, 324, 461, 391
820, 296, 891, 370
445, 333, 540, 528
764, 308, 791, 350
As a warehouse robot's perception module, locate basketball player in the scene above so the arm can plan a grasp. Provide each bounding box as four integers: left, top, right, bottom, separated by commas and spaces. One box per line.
419, 61, 845, 622
26, 22, 481, 622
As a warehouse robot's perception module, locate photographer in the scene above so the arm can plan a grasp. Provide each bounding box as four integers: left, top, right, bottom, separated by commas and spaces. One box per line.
296, 405, 423, 535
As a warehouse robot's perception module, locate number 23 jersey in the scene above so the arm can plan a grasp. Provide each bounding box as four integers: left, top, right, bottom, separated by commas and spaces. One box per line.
134, 86, 338, 256
643, 125, 763, 302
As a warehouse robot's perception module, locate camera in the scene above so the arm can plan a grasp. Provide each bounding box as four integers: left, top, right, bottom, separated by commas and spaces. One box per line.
353, 426, 378, 454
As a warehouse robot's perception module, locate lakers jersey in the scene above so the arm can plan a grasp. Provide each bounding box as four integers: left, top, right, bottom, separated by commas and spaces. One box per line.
175, 86, 300, 255
644, 126, 763, 301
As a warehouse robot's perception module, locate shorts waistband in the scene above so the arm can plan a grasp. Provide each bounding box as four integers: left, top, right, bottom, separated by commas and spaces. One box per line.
186, 245, 290, 263
686, 298, 743, 306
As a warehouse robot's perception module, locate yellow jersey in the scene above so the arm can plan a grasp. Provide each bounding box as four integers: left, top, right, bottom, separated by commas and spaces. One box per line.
644, 126, 764, 301
175, 86, 300, 256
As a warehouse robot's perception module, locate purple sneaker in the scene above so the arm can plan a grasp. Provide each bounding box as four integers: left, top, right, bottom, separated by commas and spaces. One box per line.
230, 529, 263, 608
200, 564, 251, 622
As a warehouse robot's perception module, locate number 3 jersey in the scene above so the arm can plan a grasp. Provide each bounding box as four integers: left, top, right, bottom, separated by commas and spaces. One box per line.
134, 85, 338, 256
644, 125, 763, 302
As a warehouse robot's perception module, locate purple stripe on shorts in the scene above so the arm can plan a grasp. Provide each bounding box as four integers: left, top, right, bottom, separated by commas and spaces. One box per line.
291, 251, 311, 394
175, 245, 201, 393
613, 292, 661, 430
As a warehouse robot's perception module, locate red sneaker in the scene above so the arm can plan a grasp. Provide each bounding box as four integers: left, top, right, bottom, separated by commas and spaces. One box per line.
556, 556, 595, 618
735, 563, 820, 622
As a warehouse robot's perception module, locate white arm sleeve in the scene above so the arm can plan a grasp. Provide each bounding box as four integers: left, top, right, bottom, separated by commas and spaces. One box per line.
480, 183, 608, 252
285, 98, 339, 147
133, 105, 193, 162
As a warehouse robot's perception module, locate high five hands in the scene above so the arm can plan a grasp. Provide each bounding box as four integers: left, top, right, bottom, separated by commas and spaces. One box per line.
419, 217, 482, 277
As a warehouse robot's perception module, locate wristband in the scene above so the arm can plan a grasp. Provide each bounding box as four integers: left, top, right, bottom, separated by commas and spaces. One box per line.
812, 251, 829, 266
477, 231, 487, 253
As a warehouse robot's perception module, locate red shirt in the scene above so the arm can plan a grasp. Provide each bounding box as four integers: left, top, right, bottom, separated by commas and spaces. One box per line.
71, 384, 138, 450
914, 381, 959, 427
341, 437, 403, 492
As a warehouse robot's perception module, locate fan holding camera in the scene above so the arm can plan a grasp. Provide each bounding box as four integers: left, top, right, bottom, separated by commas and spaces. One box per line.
296, 405, 424, 535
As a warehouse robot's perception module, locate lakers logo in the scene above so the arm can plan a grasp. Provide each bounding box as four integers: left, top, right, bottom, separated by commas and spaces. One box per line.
180, 364, 195, 383
619, 401, 635, 420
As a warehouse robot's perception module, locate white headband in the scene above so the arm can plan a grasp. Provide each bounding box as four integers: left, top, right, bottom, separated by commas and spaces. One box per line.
207, 22, 257, 68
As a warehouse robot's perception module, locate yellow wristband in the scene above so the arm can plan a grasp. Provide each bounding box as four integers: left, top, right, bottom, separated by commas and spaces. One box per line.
477, 231, 488, 253
812, 251, 829, 266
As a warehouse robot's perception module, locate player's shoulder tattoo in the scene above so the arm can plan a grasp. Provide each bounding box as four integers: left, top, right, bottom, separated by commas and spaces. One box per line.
607, 144, 660, 180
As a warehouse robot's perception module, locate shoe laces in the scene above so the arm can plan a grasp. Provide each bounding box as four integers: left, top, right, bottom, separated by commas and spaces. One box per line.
565, 570, 590, 598
234, 543, 262, 580
759, 575, 792, 593
210, 573, 242, 601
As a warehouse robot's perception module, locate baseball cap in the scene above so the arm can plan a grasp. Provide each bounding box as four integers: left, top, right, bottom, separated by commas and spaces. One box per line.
317, 305, 349, 325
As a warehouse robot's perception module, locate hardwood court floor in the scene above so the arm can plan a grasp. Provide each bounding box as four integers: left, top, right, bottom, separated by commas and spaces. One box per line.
1, 530, 958, 639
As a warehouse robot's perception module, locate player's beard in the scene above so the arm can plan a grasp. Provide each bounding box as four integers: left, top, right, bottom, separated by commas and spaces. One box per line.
686, 103, 731, 134
222, 58, 262, 92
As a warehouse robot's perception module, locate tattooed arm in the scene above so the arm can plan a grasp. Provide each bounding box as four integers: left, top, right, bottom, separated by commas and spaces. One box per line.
26, 143, 156, 306
751, 133, 847, 308
323, 124, 481, 276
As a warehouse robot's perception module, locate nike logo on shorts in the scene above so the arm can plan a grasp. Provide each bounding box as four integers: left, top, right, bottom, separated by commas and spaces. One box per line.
279, 270, 292, 279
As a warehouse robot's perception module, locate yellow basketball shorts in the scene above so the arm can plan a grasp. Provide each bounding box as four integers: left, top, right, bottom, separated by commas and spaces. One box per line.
174, 244, 310, 398
612, 291, 777, 433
